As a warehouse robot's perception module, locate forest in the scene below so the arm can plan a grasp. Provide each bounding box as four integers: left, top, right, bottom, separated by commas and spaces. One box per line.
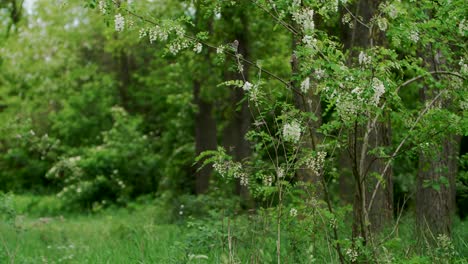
0, 0, 467, 263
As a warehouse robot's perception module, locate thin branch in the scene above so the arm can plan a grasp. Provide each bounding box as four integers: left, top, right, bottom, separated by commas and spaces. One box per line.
342, 4, 370, 29
396, 71, 466, 92
113, 2, 302, 96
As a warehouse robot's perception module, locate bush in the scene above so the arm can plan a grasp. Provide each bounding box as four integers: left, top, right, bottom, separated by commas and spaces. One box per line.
46, 107, 160, 209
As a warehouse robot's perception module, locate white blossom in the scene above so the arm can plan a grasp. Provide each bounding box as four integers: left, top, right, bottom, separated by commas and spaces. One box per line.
243, 81, 252, 91
283, 121, 301, 143
139, 28, 147, 39
459, 18, 467, 36
293, 8, 315, 32
409, 30, 419, 43
290, 208, 298, 217
306, 151, 326, 175
277, 168, 285, 179
114, 13, 125, 32
315, 69, 325, 80
193, 42, 202, 53
377, 17, 388, 31
459, 58, 468, 75
98, 1, 106, 14
301, 77, 310, 93
358, 51, 371, 66
346, 248, 358, 262
372, 78, 385, 105
216, 45, 224, 54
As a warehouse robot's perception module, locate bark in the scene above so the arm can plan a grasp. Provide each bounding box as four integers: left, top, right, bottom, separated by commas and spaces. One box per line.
416, 46, 459, 240
194, 80, 218, 194
222, 7, 252, 204
416, 135, 459, 239
340, 0, 393, 239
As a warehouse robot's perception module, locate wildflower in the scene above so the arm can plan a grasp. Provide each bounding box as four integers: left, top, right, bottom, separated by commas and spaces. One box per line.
377, 17, 388, 31
315, 69, 325, 80
114, 13, 125, 32
409, 30, 419, 43
216, 45, 224, 54
372, 78, 385, 105
358, 51, 371, 66
459, 18, 467, 36
242, 81, 252, 91
283, 120, 301, 143
263, 175, 273, 186
346, 248, 358, 262
290, 208, 298, 217
193, 43, 203, 53
293, 8, 315, 32
98, 1, 106, 14
306, 151, 326, 175
301, 77, 310, 93
277, 168, 285, 179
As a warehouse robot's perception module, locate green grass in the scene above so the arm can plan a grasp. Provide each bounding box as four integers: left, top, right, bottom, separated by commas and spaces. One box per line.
1, 194, 468, 263
1, 195, 187, 263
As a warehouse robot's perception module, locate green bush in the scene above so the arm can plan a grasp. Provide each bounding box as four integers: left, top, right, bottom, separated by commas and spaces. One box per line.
46, 107, 160, 209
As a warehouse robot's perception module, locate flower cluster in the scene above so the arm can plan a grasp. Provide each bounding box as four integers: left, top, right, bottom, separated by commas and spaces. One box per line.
372, 78, 385, 105
283, 121, 301, 143
346, 248, 358, 263
114, 13, 125, 32
409, 30, 419, 43
301, 77, 310, 93
98, 1, 106, 14
358, 51, 371, 66
305, 151, 326, 175
293, 8, 315, 33
459, 18, 467, 36
213, 157, 249, 186
289, 208, 298, 217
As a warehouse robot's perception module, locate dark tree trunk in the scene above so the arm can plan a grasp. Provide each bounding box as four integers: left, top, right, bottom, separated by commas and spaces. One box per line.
416, 47, 459, 240
192, 2, 218, 195
340, 0, 393, 239
221, 7, 252, 203
194, 81, 218, 194
416, 135, 459, 239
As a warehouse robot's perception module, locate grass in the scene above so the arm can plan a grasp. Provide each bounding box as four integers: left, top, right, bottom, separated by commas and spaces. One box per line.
1, 195, 187, 263
1, 194, 468, 263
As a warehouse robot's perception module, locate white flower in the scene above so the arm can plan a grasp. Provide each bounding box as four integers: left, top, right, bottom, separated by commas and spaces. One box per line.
409, 30, 419, 43
459, 18, 467, 36
372, 78, 385, 105
139, 28, 147, 39
387, 4, 398, 19
459, 58, 468, 75
377, 17, 388, 31
98, 1, 106, 14
216, 45, 224, 54
243, 81, 252, 91
293, 8, 315, 32
193, 43, 202, 53
114, 13, 125, 32
290, 208, 298, 217
358, 51, 371, 66
283, 121, 301, 143
277, 168, 285, 179
346, 248, 358, 262
301, 77, 310, 93
315, 69, 325, 80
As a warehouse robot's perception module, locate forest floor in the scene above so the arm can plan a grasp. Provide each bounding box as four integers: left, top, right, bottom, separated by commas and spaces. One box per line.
1, 194, 468, 263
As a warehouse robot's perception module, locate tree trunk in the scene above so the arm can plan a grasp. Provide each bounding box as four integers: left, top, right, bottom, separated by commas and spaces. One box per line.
194, 80, 218, 194
416, 135, 459, 240
221, 6, 252, 204
341, 0, 393, 239
193, 3, 218, 195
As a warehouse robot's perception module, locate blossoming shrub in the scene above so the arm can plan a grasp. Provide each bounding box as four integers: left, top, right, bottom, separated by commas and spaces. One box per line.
47, 107, 160, 209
